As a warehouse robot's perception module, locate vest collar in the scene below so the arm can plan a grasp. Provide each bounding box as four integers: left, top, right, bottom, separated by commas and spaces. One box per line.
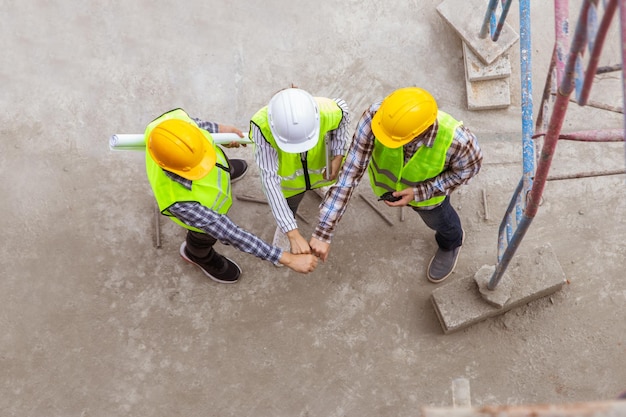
164, 169, 193, 190
405, 119, 438, 150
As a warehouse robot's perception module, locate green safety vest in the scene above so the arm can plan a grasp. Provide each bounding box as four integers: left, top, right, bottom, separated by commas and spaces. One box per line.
250, 97, 343, 198
145, 108, 233, 233
368, 111, 460, 208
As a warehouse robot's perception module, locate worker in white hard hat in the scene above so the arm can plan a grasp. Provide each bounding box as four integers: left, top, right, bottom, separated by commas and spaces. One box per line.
249, 88, 350, 257
309, 87, 483, 283
145, 108, 319, 283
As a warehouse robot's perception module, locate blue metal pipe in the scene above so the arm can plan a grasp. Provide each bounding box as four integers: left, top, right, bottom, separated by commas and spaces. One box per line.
489, 0, 534, 288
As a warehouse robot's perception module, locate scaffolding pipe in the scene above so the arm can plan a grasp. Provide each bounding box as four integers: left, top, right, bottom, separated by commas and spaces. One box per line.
570, 97, 624, 113
548, 168, 626, 180
596, 63, 622, 73
422, 400, 626, 417
533, 128, 625, 141
620, 0, 626, 165
555, 0, 570, 85
519, 0, 534, 222
479, 0, 500, 39
535, 46, 558, 132
489, 0, 590, 290
496, 179, 524, 262
493, 0, 514, 41
578, 0, 618, 106
526, 1, 592, 218
479, 0, 514, 41
490, 0, 533, 283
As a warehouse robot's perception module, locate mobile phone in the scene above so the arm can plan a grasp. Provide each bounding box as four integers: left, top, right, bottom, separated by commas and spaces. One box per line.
378, 191, 401, 202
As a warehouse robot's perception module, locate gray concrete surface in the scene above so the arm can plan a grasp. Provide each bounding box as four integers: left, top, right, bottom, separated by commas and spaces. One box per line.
2, 1, 626, 416
432, 244, 568, 333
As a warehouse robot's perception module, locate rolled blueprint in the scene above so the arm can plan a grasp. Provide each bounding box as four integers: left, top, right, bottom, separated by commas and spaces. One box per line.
109, 133, 252, 151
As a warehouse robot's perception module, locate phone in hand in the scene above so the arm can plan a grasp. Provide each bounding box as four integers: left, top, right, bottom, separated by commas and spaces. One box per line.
378, 191, 401, 202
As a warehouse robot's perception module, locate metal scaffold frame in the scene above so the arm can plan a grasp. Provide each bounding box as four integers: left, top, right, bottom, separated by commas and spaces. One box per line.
486, 0, 626, 291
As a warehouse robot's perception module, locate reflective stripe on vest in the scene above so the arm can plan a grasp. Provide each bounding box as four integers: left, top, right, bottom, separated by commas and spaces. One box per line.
368, 111, 460, 208
145, 108, 233, 232
250, 97, 343, 198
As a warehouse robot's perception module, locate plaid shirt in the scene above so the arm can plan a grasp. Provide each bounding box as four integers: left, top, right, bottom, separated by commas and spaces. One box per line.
164, 117, 282, 264
313, 101, 483, 243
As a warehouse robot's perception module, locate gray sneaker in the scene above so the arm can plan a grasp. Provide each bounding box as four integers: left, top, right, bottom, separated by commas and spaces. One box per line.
427, 230, 465, 283
427, 246, 461, 283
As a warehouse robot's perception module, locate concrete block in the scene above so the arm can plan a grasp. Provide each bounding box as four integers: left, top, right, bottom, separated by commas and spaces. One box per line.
463, 42, 511, 81
431, 244, 567, 334
474, 264, 513, 308
437, 0, 519, 65
466, 75, 511, 110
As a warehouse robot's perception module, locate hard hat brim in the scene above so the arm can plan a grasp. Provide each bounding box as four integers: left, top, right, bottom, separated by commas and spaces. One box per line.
274, 135, 319, 153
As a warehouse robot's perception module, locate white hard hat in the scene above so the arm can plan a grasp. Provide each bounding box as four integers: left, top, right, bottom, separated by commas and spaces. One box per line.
267, 88, 320, 153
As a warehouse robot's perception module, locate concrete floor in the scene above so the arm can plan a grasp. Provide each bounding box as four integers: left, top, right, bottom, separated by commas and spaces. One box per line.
2, 1, 626, 416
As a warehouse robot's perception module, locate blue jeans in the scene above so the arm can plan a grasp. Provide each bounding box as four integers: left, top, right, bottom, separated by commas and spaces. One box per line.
411, 196, 463, 251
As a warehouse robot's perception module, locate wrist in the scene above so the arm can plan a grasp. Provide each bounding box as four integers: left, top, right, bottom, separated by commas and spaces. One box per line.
286, 229, 301, 239
279, 251, 293, 266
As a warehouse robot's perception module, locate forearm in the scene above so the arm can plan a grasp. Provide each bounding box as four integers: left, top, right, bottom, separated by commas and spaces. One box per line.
192, 117, 219, 134
313, 107, 374, 242
312, 183, 357, 242
261, 169, 299, 233
168, 202, 282, 264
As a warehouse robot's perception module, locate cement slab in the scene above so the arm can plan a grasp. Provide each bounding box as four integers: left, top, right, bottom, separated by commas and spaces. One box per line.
431, 244, 568, 334
474, 264, 514, 308
466, 76, 511, 110
437, 0, 519, 65
463, 42, 511, 82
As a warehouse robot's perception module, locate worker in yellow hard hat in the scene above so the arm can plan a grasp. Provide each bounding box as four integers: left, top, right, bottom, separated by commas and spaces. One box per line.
309, 88, 483, 283
145, 108, 318, 283
249, 87, 350, 259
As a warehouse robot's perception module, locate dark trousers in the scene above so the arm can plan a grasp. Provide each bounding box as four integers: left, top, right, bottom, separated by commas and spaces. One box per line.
286, 191, 306, 215
186, 230, 218, 260
411, 196, 463, 251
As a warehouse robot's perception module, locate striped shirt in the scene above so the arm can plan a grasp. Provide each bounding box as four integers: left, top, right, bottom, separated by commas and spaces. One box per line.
252, 98, 350, 234
164, 117, 282, 265
312, 101, 483, 243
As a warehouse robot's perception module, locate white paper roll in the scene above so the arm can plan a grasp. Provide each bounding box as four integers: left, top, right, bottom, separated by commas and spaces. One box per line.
109, 133, 252, 151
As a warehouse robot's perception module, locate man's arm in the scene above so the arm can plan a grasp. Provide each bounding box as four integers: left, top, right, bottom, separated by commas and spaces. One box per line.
192, 118, 219, 134
168, 202, 282, 263
168, 201, 319, 272
310, 103, 380, 259
251, 124, 299, 234
192, 117, 244, 146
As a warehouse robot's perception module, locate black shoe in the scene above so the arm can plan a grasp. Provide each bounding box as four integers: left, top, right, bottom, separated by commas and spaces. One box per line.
179, 242, 241, 283
229, 159, 248, 183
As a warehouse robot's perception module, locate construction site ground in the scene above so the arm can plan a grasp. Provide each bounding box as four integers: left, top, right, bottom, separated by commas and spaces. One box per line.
2, 1, 625, 416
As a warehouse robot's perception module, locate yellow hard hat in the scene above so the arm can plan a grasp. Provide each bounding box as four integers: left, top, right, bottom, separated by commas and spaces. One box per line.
148, 119, 217, 180
371, 87, 438, 148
